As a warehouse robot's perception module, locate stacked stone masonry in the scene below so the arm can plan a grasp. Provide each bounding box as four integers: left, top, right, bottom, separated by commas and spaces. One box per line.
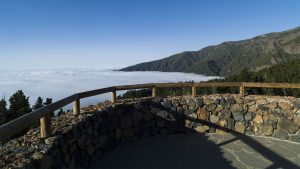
0, 94, 300, 168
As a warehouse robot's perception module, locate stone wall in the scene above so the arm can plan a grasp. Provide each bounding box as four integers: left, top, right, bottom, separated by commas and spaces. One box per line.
164, 94, 300, 142
1, 94, 300, 168
0, 99, 183, 169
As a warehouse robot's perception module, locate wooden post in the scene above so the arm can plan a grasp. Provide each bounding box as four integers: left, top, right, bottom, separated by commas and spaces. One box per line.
240, 83, 245, 97
192, 86, 196, 97
73, 99, 80, 115
40, 115, 51, 138
112, 90, 117, 103
152, 86, 157, 97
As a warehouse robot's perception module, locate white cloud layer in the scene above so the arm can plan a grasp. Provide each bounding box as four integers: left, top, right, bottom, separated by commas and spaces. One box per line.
0, 69, 219, 109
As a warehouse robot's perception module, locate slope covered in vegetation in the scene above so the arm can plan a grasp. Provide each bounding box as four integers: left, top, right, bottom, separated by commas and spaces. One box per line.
121, 27, 300, 76
119, 59, 300, 98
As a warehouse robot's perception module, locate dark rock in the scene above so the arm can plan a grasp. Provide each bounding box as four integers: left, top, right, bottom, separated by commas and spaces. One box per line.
187, 98, 196, 108
39, 155, 53, 169
220, 109, 231, 119
180, 99, 187, 105
245, 128, 255, 135
183, 105, 189, 110
133, 102, 142, 109
195, 98, 204, 107
214, 105, 224, 112
120, 115, 132, 129
157, 120, 166, 128
184, 110, 194, 116
170, 107, 176, 112
205, 104, 216, 112
230, 104, 243, 112
220, 97, 226, 106
177, 107, 184, 114
294, 117, 300, 127
244, 113, 253, 121
264, 113, 278, 125
132, 111, 143, 126
273, 129, 289, 140
122, 128, 134, 137
110, 114, 120, 129
161, 99, 172, 109
156, 110, 168, 118
293, 100, 300, 109
227, 119, 235, 130
290, 134, 300, 143
232, 112, 244, 122
235, 98, 243, 104
226, 97, 236, 105
214, 98, 220, 105
143, 110, 153, 121
77, 135, 87, 149
278, 117, 299, 134
262, 124, 274, 136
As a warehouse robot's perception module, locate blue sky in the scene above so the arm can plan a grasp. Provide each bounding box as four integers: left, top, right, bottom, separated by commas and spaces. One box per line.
0, 0, 300, 69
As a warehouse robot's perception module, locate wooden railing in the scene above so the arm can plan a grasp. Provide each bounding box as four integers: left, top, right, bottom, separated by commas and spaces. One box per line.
0, 82, 300, 141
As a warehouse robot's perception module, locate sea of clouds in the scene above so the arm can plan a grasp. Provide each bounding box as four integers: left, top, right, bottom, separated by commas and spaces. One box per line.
0, 68, 219, 109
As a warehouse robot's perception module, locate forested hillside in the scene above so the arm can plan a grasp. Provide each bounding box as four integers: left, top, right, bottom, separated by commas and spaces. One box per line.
121, 27, 300, 76
119, 59, 300, 98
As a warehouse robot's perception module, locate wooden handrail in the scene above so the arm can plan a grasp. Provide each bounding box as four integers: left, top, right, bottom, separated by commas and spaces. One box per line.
0, 82, 300, 140
243, 82, 300, 89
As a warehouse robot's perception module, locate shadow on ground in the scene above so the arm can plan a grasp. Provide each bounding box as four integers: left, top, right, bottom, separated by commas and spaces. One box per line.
91, 132, 300, 169
89, 103, 300, 169
91, 133, 234, 169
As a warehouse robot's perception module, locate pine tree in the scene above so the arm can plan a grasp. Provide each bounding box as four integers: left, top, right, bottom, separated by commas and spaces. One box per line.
0, 99, 7, 125
43, 98, 52, 106
33, 96, 43, 111
9, 90, 31, 121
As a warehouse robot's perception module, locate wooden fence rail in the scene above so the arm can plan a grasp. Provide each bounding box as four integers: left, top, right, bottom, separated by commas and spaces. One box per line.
0, 82, 300, 141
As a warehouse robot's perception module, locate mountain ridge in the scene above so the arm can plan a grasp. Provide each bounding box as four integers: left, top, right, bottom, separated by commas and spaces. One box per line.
120, 27, 300, 76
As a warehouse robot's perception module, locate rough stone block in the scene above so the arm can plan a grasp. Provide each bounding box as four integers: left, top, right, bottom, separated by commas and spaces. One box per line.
278, 102, 293, 110
235, 122, 245, 133
278, 117, 299, 134
253, 115, 263, 124
197, 107, 209, 120
203, 98, 215, 105
262, 124, 274, 136
233, 112, 244, 122
120, 115, 132, 129
194, 125, 209, 133
210, 114, 220, 124
273, 129, 289, 140
220, 109, 231, 119
205, 104, 217, 112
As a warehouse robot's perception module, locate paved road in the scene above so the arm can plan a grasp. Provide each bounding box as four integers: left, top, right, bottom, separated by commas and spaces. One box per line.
90, 133, 300, 169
